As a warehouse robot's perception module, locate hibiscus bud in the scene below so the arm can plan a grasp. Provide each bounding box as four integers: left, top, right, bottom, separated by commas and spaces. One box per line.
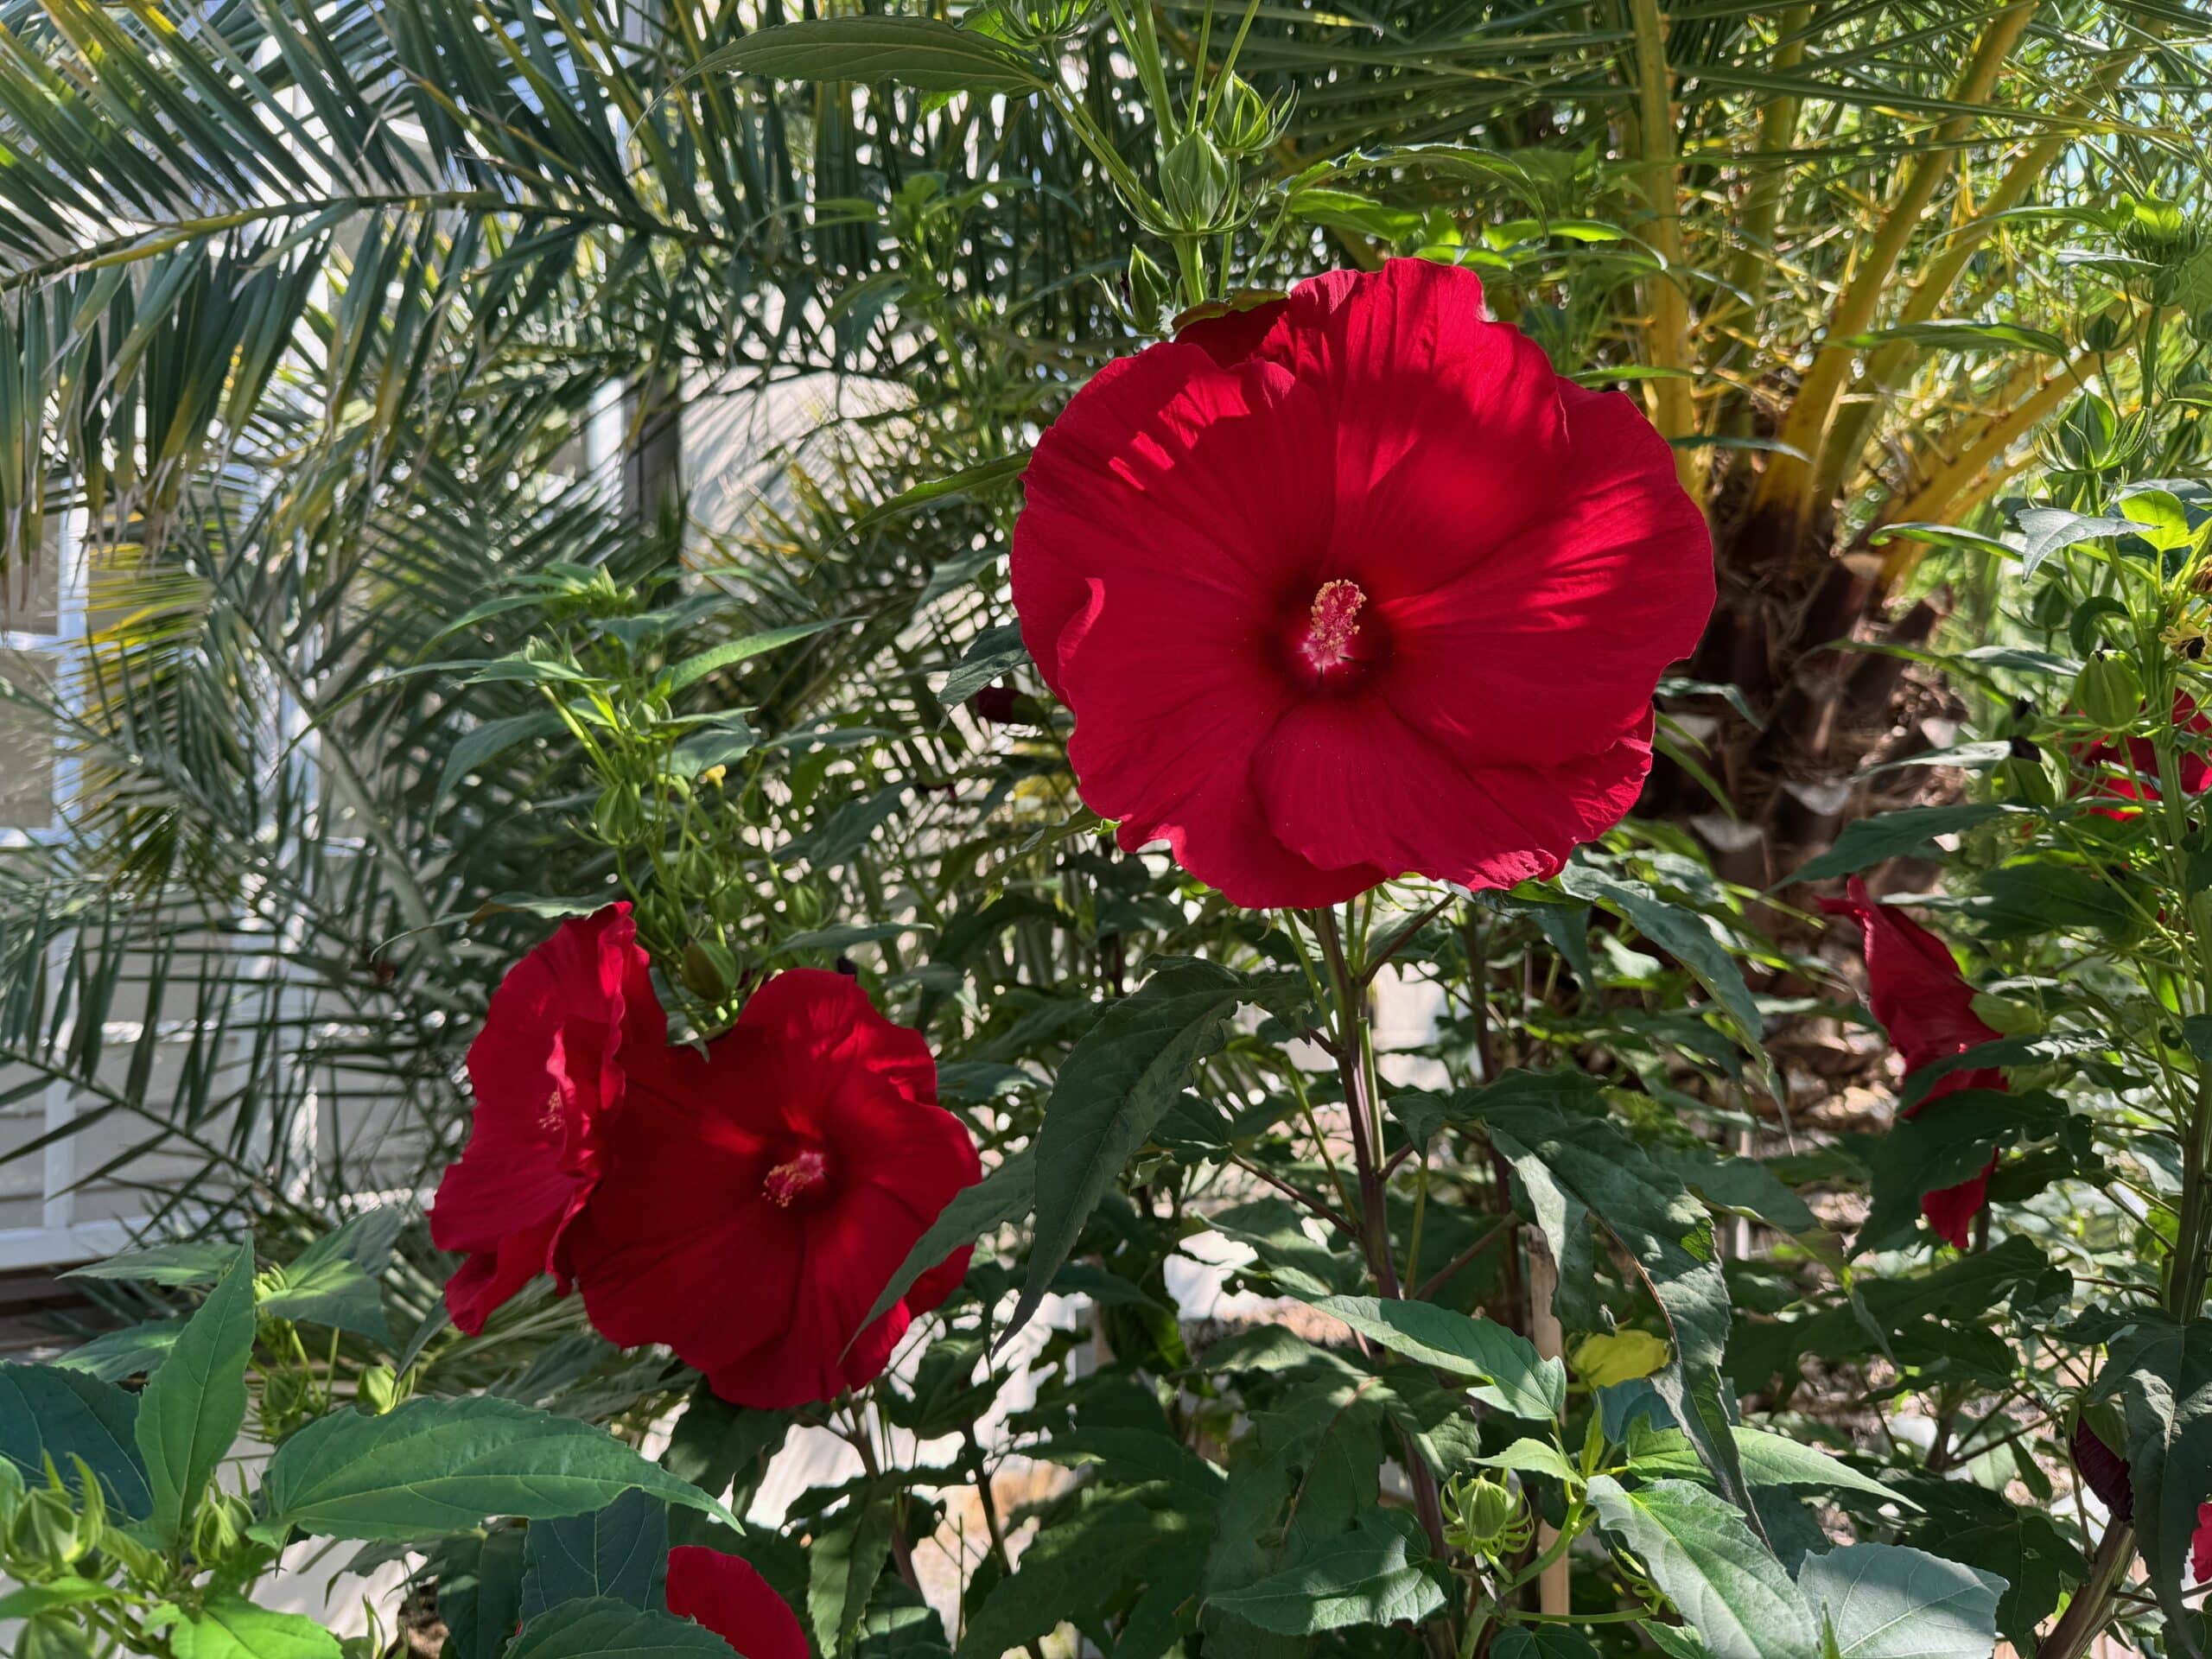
2074, 653, 2142, 731
682, 938, 739, 1001
593, 781, 646, 843
359, 1363, 399, 1414
1121, 246, 1173, 332
1999, 747, 2057, 807
18, 1618, 96, 1659
996, 0, 1098, 47
2070, 1418, 2134, 1520
1443, 1474, 1532, 1562
785, 886, 825, 928
1207, 73, 1290, 156
194, 1490, 255, 1561
969, 685, 1020, 724
10, 1485, 81, 1566
1159, 130, 1236, 232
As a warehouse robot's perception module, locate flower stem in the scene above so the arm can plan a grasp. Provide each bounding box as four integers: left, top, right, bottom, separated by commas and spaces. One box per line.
1313, 905, 1455, 1632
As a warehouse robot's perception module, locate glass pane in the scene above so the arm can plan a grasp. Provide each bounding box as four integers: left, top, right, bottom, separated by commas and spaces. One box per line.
0, 650, 56, 830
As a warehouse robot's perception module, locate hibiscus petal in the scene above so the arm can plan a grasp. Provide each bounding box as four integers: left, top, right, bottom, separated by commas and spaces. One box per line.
666, 1547, 810, 1659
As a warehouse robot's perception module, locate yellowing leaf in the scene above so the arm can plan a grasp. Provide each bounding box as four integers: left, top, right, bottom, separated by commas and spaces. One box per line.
1571, 1331, 1670, 1388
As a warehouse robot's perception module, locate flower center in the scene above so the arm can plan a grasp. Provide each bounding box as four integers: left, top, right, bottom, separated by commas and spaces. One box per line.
762, 1148, 830, 1208
1299, 579, 1366, 675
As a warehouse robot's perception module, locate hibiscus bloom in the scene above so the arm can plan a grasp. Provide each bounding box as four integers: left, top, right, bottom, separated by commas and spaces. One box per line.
429, 904, 661, 1333
667, 1547, 809, 1659
565, 969, 982, 1408
1821, 877, 2000, 1248
2070, 1422, 2212, 1582
2076, 690, 2212, 816
1008, 257, 1713, 908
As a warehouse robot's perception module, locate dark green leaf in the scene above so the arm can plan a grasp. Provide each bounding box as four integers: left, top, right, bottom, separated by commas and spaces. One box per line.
810, 1494, 896, 1659
860, 1148, 1033, 1334
521, 1488, 670, 1618
2097, 1316, 2212, 1637
63, 1241, 237, 1287
506, 1598, 741, 1659
1586, 1477, 1816, 1659
1789, 805, 2018, 886
662, 620, 841, 695
1795, 1544, 2004, 1659
0, 1364, 151, 1517
935, 623, 1029, 710
1007, 959, 1309, 1343
1313, 1295, 1564, 1420
255, 1396, 726, 1542
436, 711, 564, 805
137, 1241, 257, 1547
1205, 1510, 1445, 1635
697, 18, 1051, 93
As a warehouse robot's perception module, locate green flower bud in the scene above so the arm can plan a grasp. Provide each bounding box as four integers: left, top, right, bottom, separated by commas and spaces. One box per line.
12, 1486, 83, 1567
1443, 1473, 1534, 1562
1998, 752, 2057, 807
681, 938, 739, 1002
2073, 654, 2142, 732
359, 1364, 399, 1414
20, 1617, 97, 1659
0, 1456, 24, 1529
1159, 130, 1236, 232
1206, 74, 1290, 156
784, 885, 825, 929
995, 0, 1099, 48
193, 1489, 256, 1563
1122, 245, 1173, 332
592, 781, 647, 844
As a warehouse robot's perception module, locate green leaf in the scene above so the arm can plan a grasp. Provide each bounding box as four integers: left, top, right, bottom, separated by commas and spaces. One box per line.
1789, 804, 2018, 886
1477, 1438, 1582, 1483
2017, 508, 2142, 575
1006, 958, 1308, 1342
855, 450, 1030, 535
255, 1395, 728, 1542
1554, 865, 1772, 1088
671, 712, 757, 779
257, 1211, 401, 1343
1312, 1295, 1565, 1420
957, 1499, 1201, 1659
54, 1319, 182, 1384
63, 1240, 237, 1287
1471, 1073, 1758, 1529
436, 710, 564, 805
1859, 1089, 2068, 1252
0, 1364, 151, 1516
1205, 1510, 1445, 1635
1628, 1427, 1916, 1510
935, 622, 1029, 710
147, 1595, 342, 1659
435, 1527, 529, 1659
859, 1149, 1033, 1334
522, 1488, 671, 1619
696, 17, 1051, 93
1586, 1477, 1818, 1659
137, 1241, 257, 1547
1840, 320, 2066, 357
1492, 1630, 1604, 1659
0, 1576, 119, 1619
506, 1598, 741, 1659
661, 619, 842, 695
1795, 1544, 2005, 1659
811, 1494, 897, 1659
2097, 1316, 2212, 1636
857, 1576, 954, 1659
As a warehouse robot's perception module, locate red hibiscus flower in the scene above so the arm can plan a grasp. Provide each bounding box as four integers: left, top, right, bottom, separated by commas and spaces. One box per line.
429, 904, 661, 1334
2077, 691, 2212, 816
667, 1547, 809, 1659
1821, 877, 2000, 1248
1008, 257, 1713, 909
565, 969, 982, 1408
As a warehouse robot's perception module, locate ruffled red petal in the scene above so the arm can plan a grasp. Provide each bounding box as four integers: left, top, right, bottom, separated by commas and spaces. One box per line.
1012, 257, 1712, 907
429, 904, 654, 1333
567, 970, 980, 1409
2195, 1502, 2212, 1584
666, 1547, 810, 1659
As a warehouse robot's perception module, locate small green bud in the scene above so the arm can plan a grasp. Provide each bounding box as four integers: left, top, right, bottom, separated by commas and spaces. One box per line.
995, 0, 1099, 47
12, 1486, 83, 1567
680, 938, 739, 1002
784, 885, 825, 929
592, 781, 647, 844
359, 1363, 399, 1414
1120, 245, 1173, 332
1443, 1473, 1534, 1561
2073, 653, 2142, 732
1159, 130, 1236, 232
193, 1489, 255, 1563
1206, 73, 1290, 156
19, 1617, 98, 1659
1998, 752, 2057, 807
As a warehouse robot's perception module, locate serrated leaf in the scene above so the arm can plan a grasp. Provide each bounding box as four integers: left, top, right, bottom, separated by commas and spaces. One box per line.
1628, 1427, 1916, 1510
63, 1240, 237, 1286
1313, 1295, 1564, 1420
2096, 1315, 2212, 1643
137, 1241, 257, 1547
521, 1488, 670, 1619
52, 1319, 181, 1385
1205, 1510, 1445, 1635
0, 1363, 151, 1516
858, 1147, 1033, 1335
1493, 1630, 1604, 1659
2017, 508, 2141, 575
811, 1494, 896, 1659
436, 710, 563, 804
661, 619, 841, 695
1005, 959, 1308, 1344
1586, 1477, 1817, 1659
255, 1395, 727, 1542
147, 1595, 342, 1659
1789, 804, 2017, 886
934, 622, 1029, 710
696, 16, 1050, 93
1795, 1544, 2005, 1659
507, 1597, 741, 1659
957, 1500, 1199, 1659
257, 1211, 402, 1343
